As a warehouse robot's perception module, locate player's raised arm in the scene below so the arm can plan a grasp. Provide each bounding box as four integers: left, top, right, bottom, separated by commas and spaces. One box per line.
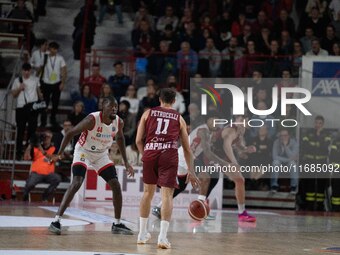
179, 116, 200, 188
135, 109, 150, 156
52, 115, 94, 161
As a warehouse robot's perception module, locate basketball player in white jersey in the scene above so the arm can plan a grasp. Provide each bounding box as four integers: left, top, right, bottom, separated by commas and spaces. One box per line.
48, 96, 135, 235
152, 115, 232, 219
212, 115, 257, 222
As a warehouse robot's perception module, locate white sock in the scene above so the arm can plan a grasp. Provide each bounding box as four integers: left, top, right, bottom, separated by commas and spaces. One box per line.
238, 204, 245, 214
198, 195, 206, 201
139, 217, 148, 235
114, 218, 120, 224
54, 215, 61, 222
157, 201, 162, 208
159, 220, 169, 240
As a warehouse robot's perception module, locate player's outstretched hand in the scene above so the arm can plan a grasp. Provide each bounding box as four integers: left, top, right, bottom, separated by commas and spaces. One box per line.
186, 172, 200, 189
125, 163, 134, 178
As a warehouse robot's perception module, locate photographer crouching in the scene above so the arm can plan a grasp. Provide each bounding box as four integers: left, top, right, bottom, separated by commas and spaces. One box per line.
22, 131, 61, 202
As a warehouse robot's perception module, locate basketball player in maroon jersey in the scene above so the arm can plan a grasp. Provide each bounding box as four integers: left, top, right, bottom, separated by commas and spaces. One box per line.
136, 88, 200, 249
213, 115, 257, 222
48, 96, 135, 235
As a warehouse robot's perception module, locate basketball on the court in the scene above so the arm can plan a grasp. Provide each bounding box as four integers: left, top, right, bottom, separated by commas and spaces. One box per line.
188, 199, 209, 221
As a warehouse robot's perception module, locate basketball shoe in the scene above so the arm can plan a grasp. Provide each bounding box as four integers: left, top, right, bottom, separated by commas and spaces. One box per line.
238, 210, 256, 222
152, 206, 161, 219
111, 223, 133, 235
158, 237, 171, 249
137, 232, 151, 244
48, 221, 61, 235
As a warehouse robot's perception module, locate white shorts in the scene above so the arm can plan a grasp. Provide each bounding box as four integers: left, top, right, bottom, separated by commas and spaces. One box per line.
73, 144, 113, 174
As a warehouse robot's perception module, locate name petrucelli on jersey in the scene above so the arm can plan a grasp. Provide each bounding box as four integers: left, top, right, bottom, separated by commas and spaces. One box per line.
150, 110, 179, 121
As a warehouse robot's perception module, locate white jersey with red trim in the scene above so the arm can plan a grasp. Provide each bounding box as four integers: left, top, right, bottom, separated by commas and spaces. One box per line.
177, 124, 210, 175
77, 111, 120, 153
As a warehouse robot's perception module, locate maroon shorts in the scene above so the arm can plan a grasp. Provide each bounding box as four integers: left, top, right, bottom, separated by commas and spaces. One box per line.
142, 149, 178, 188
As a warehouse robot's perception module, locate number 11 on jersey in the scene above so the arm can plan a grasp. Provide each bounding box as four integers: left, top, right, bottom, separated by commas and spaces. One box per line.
155, 118, 170, 135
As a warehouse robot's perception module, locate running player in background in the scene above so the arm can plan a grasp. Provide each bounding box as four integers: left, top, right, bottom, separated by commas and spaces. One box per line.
136, 88, 200, 249
48, 96, 135, 235
152, 114, 228, 220
213, 115, 257, 222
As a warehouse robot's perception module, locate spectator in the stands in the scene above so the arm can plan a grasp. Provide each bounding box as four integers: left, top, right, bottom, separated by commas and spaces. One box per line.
271, 128, 299, 194
72, 5, 96, 60
156, 5, 179, 32
8, 0, 34, 23
119, 100, 136, 146
179, 21, 199, 52
200, 15, 215, 35
300, 27, 316, 53
305, 0, 327, 18
107, 61, 132, 101
280, 30, 294, 55
147, 40, 176, 84
299, 7, 327, 38
83, 63, 106, 98
179, 8, 194, 31
132, 19, 156, 57
199, 38, 221, 77
126, 142, 142, 166
97, 83, 114, 111
272, 9, 295, 39
221, 36, 243, 77
188, 103, 201, 129
250, 101, 277, 139
157, 24, 180, 52
216, 10, 232, 35
120, 85, 140, 115
137, 82, 160, 119
76, 84, 98, 115
231, 12, 249, 37
252, 10, 273, 36
331, 42, 340, 56
67, 101, 86, 127
237, 24, 255, 48
22, 131, 61, 202
215, 26, 232, 51
53, 120, 74, 159
40, 41, 67, 127
331, 11, 340, 38
256, 26, 272, 55
291, 40, 304, 77
306, 38, 328, 56
30, 39, 48, 77
177, 41, 198, 76
321, 25, 339, 54
263, 39, 283, 77
11, 63, 42, 160
168, 82, 185, 114
329, 0, 340, 21
134, 6, 155, 30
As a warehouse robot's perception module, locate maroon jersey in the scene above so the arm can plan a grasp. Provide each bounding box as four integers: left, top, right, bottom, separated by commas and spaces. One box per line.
143, 106, 181, 160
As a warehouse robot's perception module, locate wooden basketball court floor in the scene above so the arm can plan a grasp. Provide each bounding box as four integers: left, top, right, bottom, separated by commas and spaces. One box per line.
0, 201, 340, 255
